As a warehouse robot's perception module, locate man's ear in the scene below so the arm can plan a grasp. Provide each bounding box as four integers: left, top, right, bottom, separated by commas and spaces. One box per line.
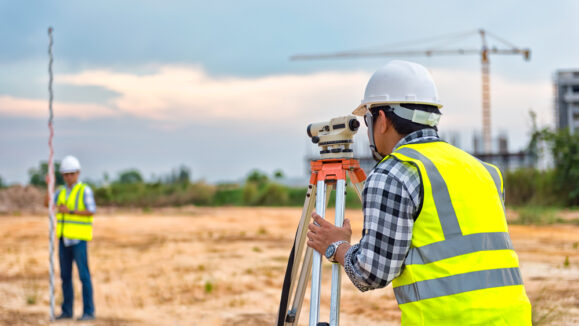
377, 110, 390, 134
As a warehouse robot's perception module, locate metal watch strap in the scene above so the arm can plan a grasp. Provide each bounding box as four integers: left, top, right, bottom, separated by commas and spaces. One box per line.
328, 240, 349, 263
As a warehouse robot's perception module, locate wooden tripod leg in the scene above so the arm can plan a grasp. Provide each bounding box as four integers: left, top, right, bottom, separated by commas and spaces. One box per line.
279, 183, 317, 325
287, 246, 313, 324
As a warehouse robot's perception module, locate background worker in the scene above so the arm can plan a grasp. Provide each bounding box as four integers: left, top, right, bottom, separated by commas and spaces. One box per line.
46, 155, 96, 321
306, 60, 532, 325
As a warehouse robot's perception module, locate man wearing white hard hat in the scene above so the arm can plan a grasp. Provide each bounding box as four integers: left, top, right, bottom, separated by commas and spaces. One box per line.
306, 60, 531, 325
52, 155, 96, 321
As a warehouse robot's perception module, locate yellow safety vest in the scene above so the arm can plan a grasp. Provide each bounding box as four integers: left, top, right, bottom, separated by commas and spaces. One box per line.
56, 183, 94, 241
385, 141, 531, 325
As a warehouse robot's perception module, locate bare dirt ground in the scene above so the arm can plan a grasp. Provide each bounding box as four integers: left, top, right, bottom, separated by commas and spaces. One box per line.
0, 207, 577, 326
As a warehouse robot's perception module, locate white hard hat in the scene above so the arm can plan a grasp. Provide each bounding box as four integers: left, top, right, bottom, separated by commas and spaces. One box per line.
60, 155, 81, 173
352, 60, 442, 116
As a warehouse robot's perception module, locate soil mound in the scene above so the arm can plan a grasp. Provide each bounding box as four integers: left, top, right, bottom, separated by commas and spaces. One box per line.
0, 185, 45, 214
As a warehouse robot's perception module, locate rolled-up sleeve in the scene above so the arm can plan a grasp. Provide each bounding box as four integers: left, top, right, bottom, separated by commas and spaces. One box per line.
343, 159, 420, 292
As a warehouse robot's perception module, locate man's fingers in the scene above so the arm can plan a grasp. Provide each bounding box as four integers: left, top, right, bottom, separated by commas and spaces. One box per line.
307, 230, 320, 240
312, 213, 332, 227
308, 222, 320, 232
343, 218, 351, 228
312, 212, 325, 222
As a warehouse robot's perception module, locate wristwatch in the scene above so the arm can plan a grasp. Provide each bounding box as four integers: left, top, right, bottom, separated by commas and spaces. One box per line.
324, 240, 349, 263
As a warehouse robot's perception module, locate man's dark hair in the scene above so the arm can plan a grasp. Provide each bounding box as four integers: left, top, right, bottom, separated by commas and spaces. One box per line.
371, 103, 440, 136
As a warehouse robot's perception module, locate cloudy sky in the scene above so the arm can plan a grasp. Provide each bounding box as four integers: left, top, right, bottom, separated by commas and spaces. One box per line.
1, 1, 578, 184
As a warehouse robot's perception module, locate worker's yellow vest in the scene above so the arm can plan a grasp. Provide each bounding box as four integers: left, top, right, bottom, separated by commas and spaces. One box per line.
385, 141, 531, 325
56, 183, 93, 241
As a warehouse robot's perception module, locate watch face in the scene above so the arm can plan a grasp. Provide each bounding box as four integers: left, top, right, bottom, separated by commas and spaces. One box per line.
325, 244, 336, 259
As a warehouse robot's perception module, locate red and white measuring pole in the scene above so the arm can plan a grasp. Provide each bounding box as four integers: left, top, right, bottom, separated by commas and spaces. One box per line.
47, 26, 56, 321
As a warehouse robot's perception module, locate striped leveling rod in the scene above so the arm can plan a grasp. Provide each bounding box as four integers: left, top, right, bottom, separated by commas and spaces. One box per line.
47, 26, 56, 321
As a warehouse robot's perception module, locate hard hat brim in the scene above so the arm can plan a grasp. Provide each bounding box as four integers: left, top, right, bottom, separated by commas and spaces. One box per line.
352, 100, 443, 116
352, 104, 368, 116
59, 169, 80, 173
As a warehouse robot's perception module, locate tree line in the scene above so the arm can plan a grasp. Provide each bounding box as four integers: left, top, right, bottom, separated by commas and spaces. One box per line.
23, 164, 362, 208
4, 124, 579, 208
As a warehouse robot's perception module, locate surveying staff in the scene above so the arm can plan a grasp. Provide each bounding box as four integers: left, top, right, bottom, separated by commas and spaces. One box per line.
46, 155, 96, 321
306, 60, 531, 325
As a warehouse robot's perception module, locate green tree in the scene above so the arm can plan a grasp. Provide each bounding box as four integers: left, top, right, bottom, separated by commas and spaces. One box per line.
116, 169, 144, 184
533, 127, 579, 206
242, 182, 259, 205
0, 175, 5, 188
28, 161, 64, 187
166, 165, 191, 185
176, 165, 191, 184
273, 169, 285, 180
255, 183, 289, 206
246, 170, 269, 188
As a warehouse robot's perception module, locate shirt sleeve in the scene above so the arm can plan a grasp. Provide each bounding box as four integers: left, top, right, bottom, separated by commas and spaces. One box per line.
343, 159, 421, 292
83, 186, 97, 213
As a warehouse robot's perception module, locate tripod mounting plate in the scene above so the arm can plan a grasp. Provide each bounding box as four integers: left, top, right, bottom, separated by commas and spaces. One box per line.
309, 158, 366, 185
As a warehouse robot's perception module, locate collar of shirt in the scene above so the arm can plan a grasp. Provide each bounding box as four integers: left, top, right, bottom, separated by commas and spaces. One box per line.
393, 128, 440, 152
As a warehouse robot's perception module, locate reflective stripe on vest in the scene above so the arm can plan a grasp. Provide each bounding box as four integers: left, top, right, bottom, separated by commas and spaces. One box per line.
394, 267, 524, 304
481, 161, 506, 212
405, 232, 513, 265
56, 219, 93, 226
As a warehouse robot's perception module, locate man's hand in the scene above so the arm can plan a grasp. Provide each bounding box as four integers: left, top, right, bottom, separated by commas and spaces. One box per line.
57, 204, 69, 214
306, 212, 352, 255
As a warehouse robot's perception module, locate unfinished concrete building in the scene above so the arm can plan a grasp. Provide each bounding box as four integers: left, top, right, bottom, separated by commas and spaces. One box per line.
555, 69, 579, 134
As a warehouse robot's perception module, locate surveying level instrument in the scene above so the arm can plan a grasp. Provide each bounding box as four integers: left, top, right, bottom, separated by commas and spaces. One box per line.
277, 115, 367, 326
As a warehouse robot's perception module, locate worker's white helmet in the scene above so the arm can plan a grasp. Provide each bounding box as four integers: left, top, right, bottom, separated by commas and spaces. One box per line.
60, 155, 81, 173
352, 60, 442, 116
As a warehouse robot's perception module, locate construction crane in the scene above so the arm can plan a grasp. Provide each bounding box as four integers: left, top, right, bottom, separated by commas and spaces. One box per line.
291, 29, 531, 154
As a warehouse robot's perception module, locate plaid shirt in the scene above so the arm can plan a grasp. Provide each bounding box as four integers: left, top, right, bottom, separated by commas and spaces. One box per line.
344, 129, 440, 291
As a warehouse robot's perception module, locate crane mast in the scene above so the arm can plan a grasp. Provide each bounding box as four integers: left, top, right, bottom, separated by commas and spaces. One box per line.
480, 30, 492, 153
